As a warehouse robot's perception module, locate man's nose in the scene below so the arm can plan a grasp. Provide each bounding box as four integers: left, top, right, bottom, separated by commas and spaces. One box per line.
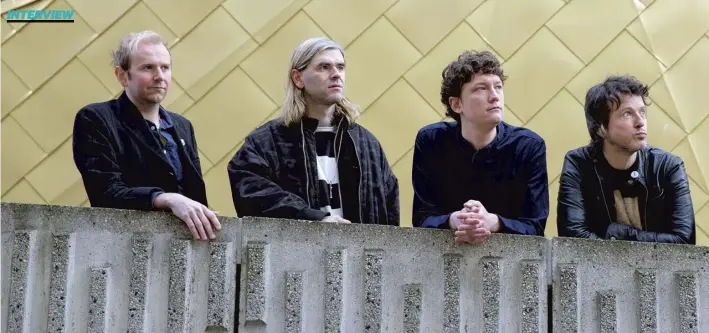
635, 115, 646, 128
154, 68, 166, 81
331, 69, 342, 79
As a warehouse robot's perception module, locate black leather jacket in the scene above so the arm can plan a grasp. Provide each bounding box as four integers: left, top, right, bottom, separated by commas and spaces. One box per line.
557, 144, 695, 244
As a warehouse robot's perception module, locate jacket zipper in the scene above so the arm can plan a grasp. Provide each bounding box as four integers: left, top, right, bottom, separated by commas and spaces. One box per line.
347, 129, 363, 223
593, 165, 613, 224
639, 152, 648, 231
641, 183, 648, 231
300, 123, 311, 208
334, 119, 344, 212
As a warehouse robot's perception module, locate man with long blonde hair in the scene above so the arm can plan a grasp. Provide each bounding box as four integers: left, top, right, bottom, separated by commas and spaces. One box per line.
227, 37, 399, 226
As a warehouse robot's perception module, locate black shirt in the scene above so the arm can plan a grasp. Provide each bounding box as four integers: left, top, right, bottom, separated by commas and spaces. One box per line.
412, 121, 549, 235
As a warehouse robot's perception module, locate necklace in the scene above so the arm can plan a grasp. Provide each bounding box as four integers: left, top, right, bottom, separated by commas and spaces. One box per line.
317, 158, 337, 199
314, 124, 341, 200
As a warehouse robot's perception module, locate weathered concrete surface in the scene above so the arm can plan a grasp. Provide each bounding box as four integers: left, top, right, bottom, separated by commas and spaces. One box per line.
551, 236, 709, 333
1, 202, 241, 333
4, 202, 709, 333
238, 216, 549, 333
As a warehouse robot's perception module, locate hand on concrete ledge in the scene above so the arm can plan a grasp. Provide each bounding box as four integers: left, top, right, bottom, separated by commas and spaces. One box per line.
153, 193, 222, 240
463, 200, 501, 233
321, 215, 351, 223
449, 208, 490, 244
448, 200, 504, 244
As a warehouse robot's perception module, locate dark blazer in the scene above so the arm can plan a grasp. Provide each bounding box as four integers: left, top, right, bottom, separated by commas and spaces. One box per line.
557, 143, 695, 244
72, 91, 208, 211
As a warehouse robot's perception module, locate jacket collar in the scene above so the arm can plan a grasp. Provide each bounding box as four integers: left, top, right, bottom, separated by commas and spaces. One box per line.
117, 91, 144, 124
301, 115, 321, 132
115, 91, 173, 166
115, 91, 171, 124
590, 142, 648, 186
296, 113, 351, 134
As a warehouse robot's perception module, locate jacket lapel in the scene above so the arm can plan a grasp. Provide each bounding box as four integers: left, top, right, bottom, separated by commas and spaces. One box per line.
169, 119, 205, 182
635, 148, 648, 187
115, 92, 173, 169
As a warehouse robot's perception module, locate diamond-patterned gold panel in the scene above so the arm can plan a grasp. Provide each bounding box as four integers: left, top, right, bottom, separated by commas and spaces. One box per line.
2, 0, 708, 244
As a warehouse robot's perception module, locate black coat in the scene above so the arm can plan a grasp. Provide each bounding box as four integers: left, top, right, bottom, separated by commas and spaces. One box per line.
72, 92, 208, 210
557, 143, 695, 244
227, 116, 399, 226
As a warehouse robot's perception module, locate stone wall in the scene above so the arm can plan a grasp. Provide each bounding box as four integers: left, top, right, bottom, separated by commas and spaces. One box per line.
1, 202, 707, 333
551, 237, 709, 332
1, 202, 240, 333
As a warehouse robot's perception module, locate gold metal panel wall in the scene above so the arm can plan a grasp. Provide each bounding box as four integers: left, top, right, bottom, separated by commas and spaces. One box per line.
2, 0, 708, 244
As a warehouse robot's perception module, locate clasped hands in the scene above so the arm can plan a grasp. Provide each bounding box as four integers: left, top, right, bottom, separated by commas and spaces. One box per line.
448, 200, 501, 244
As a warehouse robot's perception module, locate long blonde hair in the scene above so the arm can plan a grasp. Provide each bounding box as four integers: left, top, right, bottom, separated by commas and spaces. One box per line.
280, 37, 360, 126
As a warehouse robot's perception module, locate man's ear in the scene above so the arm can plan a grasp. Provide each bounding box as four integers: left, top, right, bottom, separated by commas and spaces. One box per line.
115, 66, 128, 87
448, 96, 462, 114
291, 69, 304, 89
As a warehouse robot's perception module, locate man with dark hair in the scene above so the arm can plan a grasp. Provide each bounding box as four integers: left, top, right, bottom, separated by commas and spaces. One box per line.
557, 75, 695, 244
411, 50, 549, 244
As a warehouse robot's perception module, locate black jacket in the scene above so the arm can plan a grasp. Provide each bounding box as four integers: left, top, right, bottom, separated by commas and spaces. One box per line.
72, 92, 208, 210
412, 121, 549, 235
557, 144, 695, 244
227, 116, 399, 226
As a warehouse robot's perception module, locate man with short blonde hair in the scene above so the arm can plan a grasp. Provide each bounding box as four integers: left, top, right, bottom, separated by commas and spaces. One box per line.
73, 31, 221, 240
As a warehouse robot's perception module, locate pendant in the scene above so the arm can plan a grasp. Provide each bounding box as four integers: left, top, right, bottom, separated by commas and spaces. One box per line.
329, 183, 333, 199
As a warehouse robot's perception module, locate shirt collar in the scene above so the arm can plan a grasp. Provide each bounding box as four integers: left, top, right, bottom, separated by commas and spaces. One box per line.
145, 105, 174, 129
455, 121, 507, 151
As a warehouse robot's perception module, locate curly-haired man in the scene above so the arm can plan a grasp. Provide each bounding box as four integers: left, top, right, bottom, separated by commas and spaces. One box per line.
411, 50, 549, 244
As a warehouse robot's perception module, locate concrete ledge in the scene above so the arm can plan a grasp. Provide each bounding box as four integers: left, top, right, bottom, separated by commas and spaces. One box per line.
238, 216, 549, 333
1, 202, 241, 241
551, 236, 709, 333
1, 202, 241, 333
2, 202, 708, 333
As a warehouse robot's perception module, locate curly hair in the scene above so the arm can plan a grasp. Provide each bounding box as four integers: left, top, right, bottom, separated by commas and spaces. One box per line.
440, 50, 507, 121
584, 75, 650, 145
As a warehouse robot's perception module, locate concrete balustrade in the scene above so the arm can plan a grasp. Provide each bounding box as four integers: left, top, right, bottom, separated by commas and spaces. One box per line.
1, 202, 707, 333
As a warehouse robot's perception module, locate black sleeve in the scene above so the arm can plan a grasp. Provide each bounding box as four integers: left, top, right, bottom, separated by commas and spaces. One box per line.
379, 141, 400, 226
72, 107, 163, 210
557, 152, 602, 239
411, 130, 453, 229
496, 139, 549, 235
227, 134, 328, 221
